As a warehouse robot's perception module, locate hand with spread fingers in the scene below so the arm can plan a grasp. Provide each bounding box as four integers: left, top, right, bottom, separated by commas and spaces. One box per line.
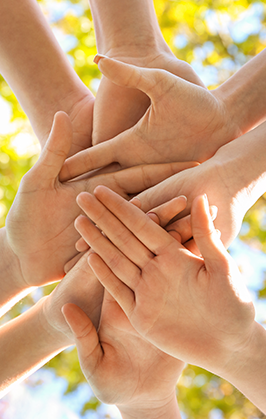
62, 292, 184, 419
61, 195, 193, 418
5, 110, 195, 292
74, 186, 266, 414
60, 55, 241, 182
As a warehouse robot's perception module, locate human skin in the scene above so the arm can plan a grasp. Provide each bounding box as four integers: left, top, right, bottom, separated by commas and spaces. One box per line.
2, 111, 196, 311
0, 0, 94, 155
62, 296, 183, 419
74, 187, 266, 414
60, 48, 266, 181
132, 120, 266, 249
0, 253, 102, 399
89, 0, 205, 146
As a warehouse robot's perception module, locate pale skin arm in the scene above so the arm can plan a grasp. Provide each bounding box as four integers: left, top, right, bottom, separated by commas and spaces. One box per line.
0, 228, 31, 317
0, 252, 103, 399
75, 188, 266, 414
61, 49, 266, 179
89, 0, 206, 145
215, 47, 266, 135
0, 0, 94, 154
0, 298, 69, 399
135, 119, 266, 249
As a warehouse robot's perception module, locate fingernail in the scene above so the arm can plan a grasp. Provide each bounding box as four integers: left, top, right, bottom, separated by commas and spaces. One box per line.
147, 212, 160, 225
93, 54, 108, 65
130, 197, 141, 208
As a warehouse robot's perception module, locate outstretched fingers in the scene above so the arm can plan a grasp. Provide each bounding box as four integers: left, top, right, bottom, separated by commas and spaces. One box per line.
111, 161, 199, 196
93, 186, 177, 254
76, 192, 153, 268
88, 253, 135, 317
74, 212, 142, 290
59, 139, 116, 182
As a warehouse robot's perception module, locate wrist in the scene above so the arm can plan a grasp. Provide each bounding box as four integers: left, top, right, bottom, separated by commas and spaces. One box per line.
213, 49, 266, 134
118, 391, 181, 419
0, 228, 32, 316
221, 321, 266, 413
213, 121, 266, 209
90, 0, 168, 57
38, 296, 73, 349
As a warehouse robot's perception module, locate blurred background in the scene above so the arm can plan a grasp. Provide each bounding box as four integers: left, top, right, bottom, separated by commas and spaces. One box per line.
0, 0, 266, 418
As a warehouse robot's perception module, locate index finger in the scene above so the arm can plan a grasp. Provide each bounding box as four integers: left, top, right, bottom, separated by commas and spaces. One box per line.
59, 139, 116, 182
93, 186, 179, 255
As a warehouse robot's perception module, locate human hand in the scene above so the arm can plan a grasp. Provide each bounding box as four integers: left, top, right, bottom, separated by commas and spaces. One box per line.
74, 187, 255, 380
60, 56, 240, 182
62, 292, 184, 417
74, 195, 217, 257
65, 92, 94, 157
43, 252, 103, 346
92, 50, 205, 146
6, 111, 195, 288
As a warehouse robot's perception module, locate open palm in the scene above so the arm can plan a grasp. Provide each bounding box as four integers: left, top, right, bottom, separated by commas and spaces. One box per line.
62, 291, 184, 408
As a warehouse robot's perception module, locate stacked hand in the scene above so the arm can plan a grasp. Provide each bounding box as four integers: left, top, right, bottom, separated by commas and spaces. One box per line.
60, 56, 242, 182
6, 111, 196, 289
92, 49, 205, 145
74, 186, 255, 378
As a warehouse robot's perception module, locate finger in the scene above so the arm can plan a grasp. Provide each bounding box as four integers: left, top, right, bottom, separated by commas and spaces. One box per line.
75, 214, 142, 289
166, 204, 218, 244
184, 239, 201, 256
59, 139, 116, 182
76, 237, 90, 253
93, 186, 177, 255
94, 55, 169, 102
191, 195, 228, 271
64, 251, 86, 273
147, 196, 187, 227
88, 253, 135, 317
34, 112, 72, 184
62, 303, 103, 374
76, 192, 153, 267
99, 162, 198, 197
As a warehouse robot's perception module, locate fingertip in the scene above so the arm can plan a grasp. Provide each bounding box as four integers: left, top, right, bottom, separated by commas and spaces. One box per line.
147, 212, 160, 225
130, 197, 142, 209
93, 53, 108, 65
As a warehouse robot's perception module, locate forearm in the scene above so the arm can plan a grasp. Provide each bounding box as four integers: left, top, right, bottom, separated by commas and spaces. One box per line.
214, 48, 266, 135
0, 228, 32, 317
118, 392, 182, 419
0, 0, 92, 147
0, 297, 70, 398
214, 120, 266, 208
222, 321, 266, 414
89, 0, 168, 56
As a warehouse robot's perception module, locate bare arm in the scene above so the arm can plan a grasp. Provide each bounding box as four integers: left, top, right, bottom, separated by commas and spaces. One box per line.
214, 48, 266, 135
89, 0, 205, 145
0, 228, 31, 317
0, 0, 94, 154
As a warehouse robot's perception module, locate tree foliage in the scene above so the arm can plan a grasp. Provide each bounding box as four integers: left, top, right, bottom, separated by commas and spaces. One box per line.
0, 0, 266, 417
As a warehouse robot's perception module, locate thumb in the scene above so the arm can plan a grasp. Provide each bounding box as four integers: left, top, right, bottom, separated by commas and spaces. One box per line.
34, 111, 72, 182
191, 195, 228, 271
62, 303, 102, 375
94, 54, 165, 102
